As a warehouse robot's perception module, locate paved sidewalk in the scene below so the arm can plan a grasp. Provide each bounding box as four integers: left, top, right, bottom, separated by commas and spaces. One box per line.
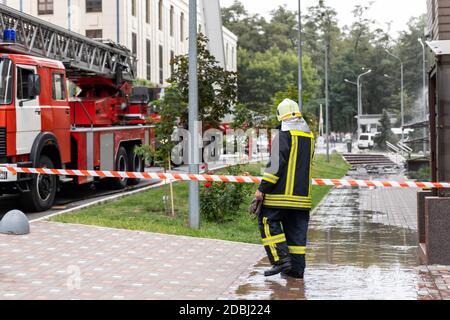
417, 265, 450, 300
0, 222, 264, 300
359, 188, 418, 230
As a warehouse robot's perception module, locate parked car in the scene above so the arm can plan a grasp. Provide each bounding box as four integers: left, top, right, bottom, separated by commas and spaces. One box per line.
358, 133, 376, 150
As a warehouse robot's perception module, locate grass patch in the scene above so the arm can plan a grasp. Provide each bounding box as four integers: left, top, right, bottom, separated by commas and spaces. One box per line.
51, 154, 349, 244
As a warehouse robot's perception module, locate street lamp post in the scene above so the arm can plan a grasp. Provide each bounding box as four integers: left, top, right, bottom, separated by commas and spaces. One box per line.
188, 0, 200, 230
325, 43, 330, 162
345, 69, 372, 139
385, 49, 405, 142
357, 70, 372, 138
418, 38, 427, 154
298, 0, 303, 112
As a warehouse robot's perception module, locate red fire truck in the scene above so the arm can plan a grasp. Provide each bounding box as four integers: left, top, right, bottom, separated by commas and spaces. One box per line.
0, 5, 154, 212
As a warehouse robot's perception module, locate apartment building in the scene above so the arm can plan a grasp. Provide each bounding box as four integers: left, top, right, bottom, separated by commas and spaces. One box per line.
3, 0, 238, 84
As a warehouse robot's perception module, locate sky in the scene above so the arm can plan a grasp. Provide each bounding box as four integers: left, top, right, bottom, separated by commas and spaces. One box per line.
220, 0, 427, 37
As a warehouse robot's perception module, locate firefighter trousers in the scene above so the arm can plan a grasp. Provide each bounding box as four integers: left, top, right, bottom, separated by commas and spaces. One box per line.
258, 207, 310, 273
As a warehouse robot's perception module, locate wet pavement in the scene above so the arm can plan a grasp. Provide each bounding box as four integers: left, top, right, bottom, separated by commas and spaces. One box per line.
221, 166, 448, 300
2, 158, 450, 300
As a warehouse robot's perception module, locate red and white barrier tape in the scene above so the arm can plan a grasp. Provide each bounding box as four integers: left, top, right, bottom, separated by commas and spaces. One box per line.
1, 166, 449, 189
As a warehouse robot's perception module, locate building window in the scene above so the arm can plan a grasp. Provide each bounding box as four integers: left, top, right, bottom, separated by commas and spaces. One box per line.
52, 73, 66, 101
131, 0, 136, 17
158, 0, 163, 31
146, 0, 151, 24
170, 50, 174, 76
231, 47, 235, 69
38, 0, 54, 15
86, 29, 103, 39
86, 0, 102, 13
226, 43, 229, 66
170, 6, 174, 37
180, 12, 184, 41
132, 33, 137, 55
159, 45, 163, 85
146, 39, 151, 81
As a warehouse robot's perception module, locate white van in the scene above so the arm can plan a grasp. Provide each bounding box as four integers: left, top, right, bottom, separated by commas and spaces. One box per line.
358, 133, 375, 150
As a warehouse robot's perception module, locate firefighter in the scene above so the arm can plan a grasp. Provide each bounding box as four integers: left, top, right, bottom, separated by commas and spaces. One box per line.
255, 98, 314, 279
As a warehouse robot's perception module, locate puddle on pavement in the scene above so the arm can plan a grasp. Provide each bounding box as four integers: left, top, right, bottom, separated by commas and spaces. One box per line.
228, 186, 421, 300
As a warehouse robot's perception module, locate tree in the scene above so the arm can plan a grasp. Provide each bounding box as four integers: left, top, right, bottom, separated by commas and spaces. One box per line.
263, 6, 299, 52
375, 110, 395, 150
238, 47, 320, 116
134, 85, 183, 172
231, 103, 259, 129
221, 1, 267, 53
221, 0, 426, 134
167, 33, 238, 130
136, 34, 238, 168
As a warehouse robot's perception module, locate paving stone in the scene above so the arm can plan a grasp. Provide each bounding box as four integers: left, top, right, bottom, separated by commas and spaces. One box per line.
359, 188, 418, 231
0, 221, 264, 300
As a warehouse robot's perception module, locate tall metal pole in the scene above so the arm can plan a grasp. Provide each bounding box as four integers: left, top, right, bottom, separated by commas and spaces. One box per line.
116, 0, 120, 43
419, 38, 427, 153
357, 77, 361, 138
356, 69, 371, 137
298, 0, 303, 111
359, 84, 363, 132
400, 62, 405, 142
325, 43, 330, 162
188, 0, 200, 230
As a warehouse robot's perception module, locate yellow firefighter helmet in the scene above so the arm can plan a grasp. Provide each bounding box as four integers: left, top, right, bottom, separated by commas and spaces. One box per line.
277, 99, 302, 121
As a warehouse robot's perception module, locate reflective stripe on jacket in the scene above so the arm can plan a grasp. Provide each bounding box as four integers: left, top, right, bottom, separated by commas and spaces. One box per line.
258, 130, 315, 210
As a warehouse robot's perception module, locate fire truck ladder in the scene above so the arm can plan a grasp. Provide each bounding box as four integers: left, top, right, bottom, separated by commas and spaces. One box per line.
0, 4, 136, 82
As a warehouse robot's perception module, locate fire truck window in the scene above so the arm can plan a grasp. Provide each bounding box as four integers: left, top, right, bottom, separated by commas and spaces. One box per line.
17, 67, 35, 100
52, 73, 66, 101
0, 59, 12, 105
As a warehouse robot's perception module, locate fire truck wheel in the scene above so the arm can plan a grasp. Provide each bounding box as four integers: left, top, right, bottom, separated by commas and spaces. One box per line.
104, 147, 129, 190
128, 150, 144, 186
22, 155, 57, 212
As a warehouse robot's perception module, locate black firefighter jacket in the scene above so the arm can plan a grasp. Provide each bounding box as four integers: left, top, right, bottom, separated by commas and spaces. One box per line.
258, 130, 315, 211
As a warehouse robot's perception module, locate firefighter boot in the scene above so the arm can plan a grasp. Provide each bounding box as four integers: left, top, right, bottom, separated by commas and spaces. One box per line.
264, 258, 292, 277
281, 270, 304, 280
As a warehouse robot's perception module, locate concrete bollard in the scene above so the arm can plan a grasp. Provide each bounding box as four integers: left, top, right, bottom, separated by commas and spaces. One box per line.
0, 210, 30, 235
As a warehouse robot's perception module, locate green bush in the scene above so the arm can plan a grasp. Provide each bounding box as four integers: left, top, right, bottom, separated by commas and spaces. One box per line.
200, 166, 253, 223
409, 166, 431, 182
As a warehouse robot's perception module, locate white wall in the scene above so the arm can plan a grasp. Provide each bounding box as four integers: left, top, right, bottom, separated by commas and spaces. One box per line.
223, 26, 238, 71
4, 0, 237, 84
